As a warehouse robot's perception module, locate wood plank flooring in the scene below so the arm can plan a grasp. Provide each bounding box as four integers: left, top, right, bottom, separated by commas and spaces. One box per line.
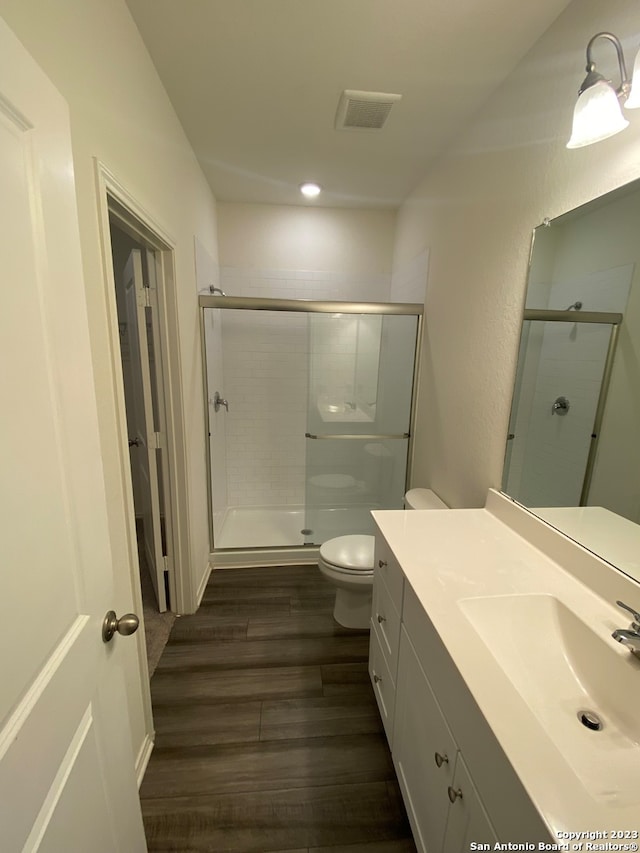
140, 564, 417, 853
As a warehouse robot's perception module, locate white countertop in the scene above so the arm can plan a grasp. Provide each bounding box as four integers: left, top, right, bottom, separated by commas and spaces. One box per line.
372, 492, 640, 840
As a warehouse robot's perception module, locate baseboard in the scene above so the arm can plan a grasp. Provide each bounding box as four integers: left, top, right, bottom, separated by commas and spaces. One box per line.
211, 546, 319, 569
196, 559, 213, 606
135, 732, 155, 788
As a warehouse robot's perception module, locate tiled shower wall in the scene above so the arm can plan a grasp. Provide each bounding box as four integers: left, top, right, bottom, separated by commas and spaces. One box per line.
219, 267, 391, 507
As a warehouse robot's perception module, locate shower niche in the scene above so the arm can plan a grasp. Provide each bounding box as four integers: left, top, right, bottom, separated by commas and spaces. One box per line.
200, 296, 421, 556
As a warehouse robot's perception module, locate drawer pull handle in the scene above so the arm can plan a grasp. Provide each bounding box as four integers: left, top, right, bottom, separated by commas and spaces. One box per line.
448, 786, 463, 803
377, 613, 386, 624
373, 673, 382, 684
434, 752, 449, 768
378, 559, 387, 568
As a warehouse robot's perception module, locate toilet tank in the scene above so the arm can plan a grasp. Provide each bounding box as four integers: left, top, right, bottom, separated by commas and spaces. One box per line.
404, 488, 448, 510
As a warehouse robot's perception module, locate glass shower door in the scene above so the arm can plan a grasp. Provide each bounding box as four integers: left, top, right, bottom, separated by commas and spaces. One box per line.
502, 319, 616, 507
304, 312, 419, 544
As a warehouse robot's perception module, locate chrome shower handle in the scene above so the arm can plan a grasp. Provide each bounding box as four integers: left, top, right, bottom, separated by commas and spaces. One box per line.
213, 391, 229, 412
552, 396, 570, 415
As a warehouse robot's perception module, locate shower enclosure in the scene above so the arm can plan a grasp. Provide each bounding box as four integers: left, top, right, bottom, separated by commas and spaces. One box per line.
199, 295, 422, 559
502, 308, 622, 507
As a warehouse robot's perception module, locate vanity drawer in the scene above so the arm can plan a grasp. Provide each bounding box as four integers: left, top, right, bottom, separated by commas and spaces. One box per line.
371, 573, 402, 679
369, 630, 396, 743
374, 533, 404, 610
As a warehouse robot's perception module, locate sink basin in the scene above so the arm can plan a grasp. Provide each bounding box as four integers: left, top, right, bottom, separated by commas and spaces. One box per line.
458, 593, 640, 805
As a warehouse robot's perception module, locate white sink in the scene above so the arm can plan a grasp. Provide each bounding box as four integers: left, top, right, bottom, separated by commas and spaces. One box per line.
458, 593, 640, 805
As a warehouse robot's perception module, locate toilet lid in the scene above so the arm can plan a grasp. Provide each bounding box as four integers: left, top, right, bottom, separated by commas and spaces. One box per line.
320, 534, 375, 571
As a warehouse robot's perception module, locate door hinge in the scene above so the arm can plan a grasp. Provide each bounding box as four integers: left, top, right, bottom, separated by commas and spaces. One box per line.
149, 431, 162, 450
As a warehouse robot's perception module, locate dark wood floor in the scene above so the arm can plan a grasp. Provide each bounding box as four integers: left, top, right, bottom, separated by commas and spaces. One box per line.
140, 564, 417, 853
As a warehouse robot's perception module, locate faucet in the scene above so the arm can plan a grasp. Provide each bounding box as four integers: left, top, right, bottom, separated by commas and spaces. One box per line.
612, 601, 640, 655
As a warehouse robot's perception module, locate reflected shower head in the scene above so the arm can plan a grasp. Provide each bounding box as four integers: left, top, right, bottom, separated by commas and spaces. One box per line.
565, 300, 583, 310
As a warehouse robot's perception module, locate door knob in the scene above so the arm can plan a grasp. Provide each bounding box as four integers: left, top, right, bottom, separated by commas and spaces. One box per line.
128, 437, 141, 447
102, 610, 140, 643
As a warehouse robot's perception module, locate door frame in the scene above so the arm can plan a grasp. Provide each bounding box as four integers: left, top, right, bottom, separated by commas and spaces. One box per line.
94, 160, 193, 617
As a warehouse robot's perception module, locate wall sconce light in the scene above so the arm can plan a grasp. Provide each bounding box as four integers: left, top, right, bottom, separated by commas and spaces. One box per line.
567, 32, 640, 148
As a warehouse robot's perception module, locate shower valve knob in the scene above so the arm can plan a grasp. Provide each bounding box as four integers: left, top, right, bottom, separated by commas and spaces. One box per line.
213, 391, 229, 412
552, 396, 570, 416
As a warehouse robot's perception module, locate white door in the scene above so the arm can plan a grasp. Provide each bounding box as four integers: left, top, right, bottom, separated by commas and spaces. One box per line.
0, 16, 147, 852
124, 250, 167, 612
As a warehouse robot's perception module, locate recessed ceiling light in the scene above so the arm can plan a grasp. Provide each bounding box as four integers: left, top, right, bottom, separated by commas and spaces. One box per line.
300, 182, 321, 198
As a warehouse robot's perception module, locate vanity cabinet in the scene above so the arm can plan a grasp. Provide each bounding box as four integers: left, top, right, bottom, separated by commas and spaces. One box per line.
443, 755, 498, 853
369, 537, 404, 742
369, 524, 549, 852
393, 627, 497, 853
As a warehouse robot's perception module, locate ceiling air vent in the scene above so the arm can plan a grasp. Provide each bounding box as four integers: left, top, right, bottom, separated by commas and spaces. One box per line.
335, 89, 402, 132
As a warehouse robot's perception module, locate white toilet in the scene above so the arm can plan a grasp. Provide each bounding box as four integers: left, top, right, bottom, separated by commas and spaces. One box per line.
318, 488, 448, 628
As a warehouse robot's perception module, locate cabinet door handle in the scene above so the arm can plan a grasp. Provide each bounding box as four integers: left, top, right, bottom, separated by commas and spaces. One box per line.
377, 613, 386, 624
373, 672, 382, 684
434, 751, 449, 768
447, 786, 463, 803
378, 559, 387, 568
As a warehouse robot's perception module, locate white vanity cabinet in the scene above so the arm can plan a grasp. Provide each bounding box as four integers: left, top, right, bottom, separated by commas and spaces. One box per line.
369, 522, 551, 852
368, 535, 404, 742
443, 755, 498, 853
393, 626, 497, 853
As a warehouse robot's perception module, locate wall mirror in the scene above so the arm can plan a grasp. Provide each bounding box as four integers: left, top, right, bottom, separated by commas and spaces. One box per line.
502, 178, 640, 583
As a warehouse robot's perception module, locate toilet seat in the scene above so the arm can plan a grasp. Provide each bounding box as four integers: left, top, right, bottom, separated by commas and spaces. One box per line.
319, 534, 375, 573
318, 534, 375, 628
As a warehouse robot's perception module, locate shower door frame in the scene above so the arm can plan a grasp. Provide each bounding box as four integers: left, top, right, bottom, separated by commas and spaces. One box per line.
505, 308, 623, 507
198, 295, 424, 561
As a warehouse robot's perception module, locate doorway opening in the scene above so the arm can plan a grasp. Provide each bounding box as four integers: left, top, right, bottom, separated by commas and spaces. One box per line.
108, 221, 175, 670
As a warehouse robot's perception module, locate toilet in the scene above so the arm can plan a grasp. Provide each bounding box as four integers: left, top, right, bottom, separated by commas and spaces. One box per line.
318, 488, 448, 628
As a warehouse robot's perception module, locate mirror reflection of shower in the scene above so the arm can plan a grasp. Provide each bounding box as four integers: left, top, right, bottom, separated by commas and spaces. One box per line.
200, 296, 421, 554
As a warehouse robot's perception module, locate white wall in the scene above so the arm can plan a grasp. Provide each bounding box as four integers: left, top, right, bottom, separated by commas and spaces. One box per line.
218, 202, 396, 275
390, 248, 429, 304
0, 0, 218, 771
392, 0, 640, 510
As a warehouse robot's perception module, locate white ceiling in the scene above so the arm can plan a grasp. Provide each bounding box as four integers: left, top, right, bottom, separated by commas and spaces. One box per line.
125, 0, 573, 209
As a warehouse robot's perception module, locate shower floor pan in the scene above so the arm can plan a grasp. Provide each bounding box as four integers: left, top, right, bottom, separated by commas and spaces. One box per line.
215, 504, 377, 549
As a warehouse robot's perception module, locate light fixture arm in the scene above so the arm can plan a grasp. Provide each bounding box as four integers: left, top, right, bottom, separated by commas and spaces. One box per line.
581, 32, 630, 98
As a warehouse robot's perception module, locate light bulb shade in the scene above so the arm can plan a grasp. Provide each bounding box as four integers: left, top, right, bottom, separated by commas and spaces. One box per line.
624, 47, 640, 108
567, 79, 629, 148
